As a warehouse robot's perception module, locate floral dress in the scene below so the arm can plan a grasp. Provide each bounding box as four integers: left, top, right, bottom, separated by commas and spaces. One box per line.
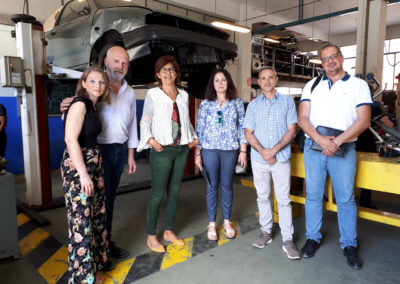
61, 96, 108, 284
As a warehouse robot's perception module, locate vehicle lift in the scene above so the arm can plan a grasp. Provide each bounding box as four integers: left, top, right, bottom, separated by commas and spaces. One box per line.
1, 20, 79, 220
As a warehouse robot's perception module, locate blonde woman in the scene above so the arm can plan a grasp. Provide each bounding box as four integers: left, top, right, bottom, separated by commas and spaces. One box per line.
61, 66, 111, 284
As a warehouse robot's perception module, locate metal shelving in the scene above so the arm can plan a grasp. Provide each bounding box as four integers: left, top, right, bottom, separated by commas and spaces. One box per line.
251, 41, 323, 80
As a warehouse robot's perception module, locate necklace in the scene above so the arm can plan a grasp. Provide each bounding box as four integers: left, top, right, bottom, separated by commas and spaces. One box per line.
217, 98, 226, 109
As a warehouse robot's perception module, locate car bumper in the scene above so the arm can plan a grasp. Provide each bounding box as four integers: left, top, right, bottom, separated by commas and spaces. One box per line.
121, 24, 237, 60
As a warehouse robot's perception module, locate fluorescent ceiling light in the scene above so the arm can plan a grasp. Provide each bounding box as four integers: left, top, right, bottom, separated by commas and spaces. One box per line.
211, 21, 251, 33
309, 58, 322, 64
264, 37, 280, 43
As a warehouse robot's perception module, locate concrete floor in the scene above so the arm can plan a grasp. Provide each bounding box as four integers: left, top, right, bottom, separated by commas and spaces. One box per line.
1, 161, 400, 284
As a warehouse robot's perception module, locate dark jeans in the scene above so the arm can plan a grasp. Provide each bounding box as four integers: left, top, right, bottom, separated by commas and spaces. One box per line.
100, 143, 127, 241
201, 149, 238, 222
147, 145, 189, 235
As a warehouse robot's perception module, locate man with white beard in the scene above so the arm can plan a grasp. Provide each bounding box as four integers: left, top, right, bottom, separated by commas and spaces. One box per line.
61, 46, 138, 260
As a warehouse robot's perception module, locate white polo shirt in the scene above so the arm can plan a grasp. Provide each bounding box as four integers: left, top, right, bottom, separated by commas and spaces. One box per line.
300, 73, 372, 139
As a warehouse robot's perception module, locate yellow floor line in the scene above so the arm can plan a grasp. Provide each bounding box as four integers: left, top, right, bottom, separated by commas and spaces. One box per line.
240, 179, 255, 188
17, 213, 30, 227
19, 228, 50, 256
161, 237, 194, 270
102, 258, 136, 284
37, 246, 68, 284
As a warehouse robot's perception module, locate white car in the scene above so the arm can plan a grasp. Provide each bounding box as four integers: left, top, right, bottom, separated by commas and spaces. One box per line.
45, 0, 237, 93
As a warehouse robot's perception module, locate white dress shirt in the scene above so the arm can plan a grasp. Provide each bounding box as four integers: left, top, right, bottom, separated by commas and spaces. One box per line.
137, 87, 197, 152
97, 80, 139, 149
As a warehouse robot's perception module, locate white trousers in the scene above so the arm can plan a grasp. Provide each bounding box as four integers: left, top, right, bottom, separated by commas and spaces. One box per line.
251, 159, 294, 242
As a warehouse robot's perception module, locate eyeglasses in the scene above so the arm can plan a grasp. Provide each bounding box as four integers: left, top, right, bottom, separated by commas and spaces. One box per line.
321, 52, 341, 63
160, 67, 176, 73
217, 110, 223, 123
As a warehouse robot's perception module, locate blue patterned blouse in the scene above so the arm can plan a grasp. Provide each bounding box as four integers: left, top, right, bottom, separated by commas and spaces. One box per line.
196, 98, 246, 150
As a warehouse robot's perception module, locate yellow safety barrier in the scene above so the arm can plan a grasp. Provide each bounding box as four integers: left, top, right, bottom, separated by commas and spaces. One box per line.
242, 152, 400, 227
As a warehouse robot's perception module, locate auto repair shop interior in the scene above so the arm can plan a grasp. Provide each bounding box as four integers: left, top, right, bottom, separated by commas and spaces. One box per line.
0, 0, 399, 283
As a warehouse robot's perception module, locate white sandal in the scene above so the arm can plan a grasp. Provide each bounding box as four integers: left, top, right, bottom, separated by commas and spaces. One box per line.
223, 220, 235, 239
207, 224, 218, 243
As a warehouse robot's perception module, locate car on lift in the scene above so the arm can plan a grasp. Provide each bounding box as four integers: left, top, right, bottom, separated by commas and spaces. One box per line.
45, 0, 237, 97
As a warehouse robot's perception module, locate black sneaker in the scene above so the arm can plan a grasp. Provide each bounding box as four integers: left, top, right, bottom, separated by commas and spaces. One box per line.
109, 241, 129, 258
343, 246, 363, 270
300, 239, 320, 258
100, 260, 115, 272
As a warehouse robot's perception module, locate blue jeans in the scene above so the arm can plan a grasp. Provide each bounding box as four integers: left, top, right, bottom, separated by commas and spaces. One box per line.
304, 138, 357, 248
201, 149, 238, 222
100, 143, 127, 241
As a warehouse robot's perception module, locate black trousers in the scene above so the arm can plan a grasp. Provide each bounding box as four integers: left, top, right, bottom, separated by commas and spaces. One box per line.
0, 133, 6, 156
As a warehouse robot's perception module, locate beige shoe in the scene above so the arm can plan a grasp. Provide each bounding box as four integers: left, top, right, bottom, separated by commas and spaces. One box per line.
147, 239, 165, 253
207, 224, 218, 243
223, 220, 235, 239
163, 232, 185, 246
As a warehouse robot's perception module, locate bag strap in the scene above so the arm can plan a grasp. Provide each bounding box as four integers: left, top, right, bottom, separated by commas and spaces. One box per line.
311, 75, 322, 94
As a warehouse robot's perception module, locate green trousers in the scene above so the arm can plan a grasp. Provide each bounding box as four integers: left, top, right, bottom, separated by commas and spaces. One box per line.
147, 145, 189, 235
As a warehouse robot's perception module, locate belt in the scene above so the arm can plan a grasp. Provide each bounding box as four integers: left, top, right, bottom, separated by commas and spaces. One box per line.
99, 143, 124, 147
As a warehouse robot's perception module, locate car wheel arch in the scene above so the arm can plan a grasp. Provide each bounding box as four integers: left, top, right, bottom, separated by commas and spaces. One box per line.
90, 30, 124, 67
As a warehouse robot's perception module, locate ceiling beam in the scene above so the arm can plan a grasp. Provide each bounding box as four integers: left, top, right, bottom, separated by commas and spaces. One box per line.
252, 7, 358, 35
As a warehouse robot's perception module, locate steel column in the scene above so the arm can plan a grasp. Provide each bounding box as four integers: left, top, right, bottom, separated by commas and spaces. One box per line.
15, 22, 43, 206
355, 0, 387, 87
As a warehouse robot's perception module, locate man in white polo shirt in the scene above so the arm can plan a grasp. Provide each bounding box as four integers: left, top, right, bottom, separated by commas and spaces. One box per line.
298, 44, 372, 270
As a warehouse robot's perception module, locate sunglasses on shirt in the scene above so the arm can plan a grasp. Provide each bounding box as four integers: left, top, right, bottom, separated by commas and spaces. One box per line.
217, 110, 223, 123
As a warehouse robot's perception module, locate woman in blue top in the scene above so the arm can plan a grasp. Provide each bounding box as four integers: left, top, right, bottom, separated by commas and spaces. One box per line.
195, 69, 247, 242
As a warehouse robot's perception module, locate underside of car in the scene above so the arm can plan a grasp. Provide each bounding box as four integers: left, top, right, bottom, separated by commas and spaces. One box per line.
91, 11, 237, 97
45, 2, 238, 98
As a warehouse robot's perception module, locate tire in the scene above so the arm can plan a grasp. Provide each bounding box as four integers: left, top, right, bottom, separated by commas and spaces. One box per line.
97, 43, 123, 69
11, 14, 38, 24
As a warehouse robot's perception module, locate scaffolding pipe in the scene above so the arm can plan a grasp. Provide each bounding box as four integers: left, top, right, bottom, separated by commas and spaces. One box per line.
24, 0, 29, 14
299, 0, 304, 21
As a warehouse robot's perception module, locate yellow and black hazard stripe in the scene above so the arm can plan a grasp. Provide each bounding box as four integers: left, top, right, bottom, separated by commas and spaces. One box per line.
16, 211, 261, 284
18, 213, 68, 283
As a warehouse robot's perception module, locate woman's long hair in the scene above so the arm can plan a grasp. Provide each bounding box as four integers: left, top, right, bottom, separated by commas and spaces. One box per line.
204, 69, 237, 101
75, 66, 111, 105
